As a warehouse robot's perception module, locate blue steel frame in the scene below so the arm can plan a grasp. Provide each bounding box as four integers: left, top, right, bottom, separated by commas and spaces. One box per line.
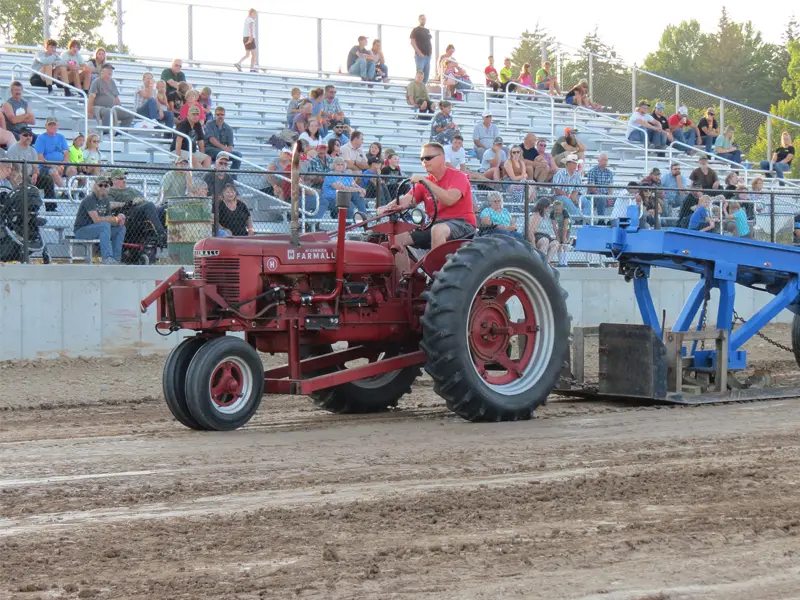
575, 206, 800, 372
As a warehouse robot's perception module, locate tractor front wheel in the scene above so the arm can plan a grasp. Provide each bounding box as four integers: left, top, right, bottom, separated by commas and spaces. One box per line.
185, 336, 265, 431
163, 336, 209, 430
421, 235, 569, 422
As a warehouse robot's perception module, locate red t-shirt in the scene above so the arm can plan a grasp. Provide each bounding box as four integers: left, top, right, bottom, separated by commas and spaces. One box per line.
484, 66, 498, 85
668, 114, 694, 130
412, 167, 476, 226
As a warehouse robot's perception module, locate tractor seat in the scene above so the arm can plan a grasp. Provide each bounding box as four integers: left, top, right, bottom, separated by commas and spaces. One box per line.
407, 246, 427, 264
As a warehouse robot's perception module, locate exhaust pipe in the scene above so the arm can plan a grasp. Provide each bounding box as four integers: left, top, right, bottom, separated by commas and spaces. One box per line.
290, 140, 302, 247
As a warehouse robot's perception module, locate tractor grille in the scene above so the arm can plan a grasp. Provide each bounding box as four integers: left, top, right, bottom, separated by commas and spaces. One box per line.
195, 257, 241, 302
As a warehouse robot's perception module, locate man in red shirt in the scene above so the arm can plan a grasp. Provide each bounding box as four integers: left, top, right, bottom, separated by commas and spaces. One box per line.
377, 141, 476, 252
667, 105, 702, 155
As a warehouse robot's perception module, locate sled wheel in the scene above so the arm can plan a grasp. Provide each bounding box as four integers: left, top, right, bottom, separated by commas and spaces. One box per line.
421, 235, 570, 422
185, 336, 264, 431
163, 336, 209, 430
792, 313, 800, 369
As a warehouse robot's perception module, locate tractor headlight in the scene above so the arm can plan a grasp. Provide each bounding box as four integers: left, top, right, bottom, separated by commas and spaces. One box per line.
410, 208, 425, 225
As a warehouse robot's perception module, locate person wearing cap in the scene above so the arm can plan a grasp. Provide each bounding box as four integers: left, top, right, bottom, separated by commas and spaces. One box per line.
73, 175, 126, 264
667, 106, 701, 155
406, 70, 434, 116
108, 168, 167, 246
322, 119, 351, 145
627, 101, 666, 148
651, 102, 674, 147
661, 162, 690, 209
171, 105, 211, 168
472, 111, 500, 161
697, 107, 720, 154
87, 64, 134, 128
480, 136, 507, 181
714, 125, 743, 166
160, 155, 194, 203
203, 155, 236, 202
689, 155, 720, 192
552, 153, 584, 218
305, 142, 333, 189
205, 106, 242, 170
551, 128, 585, 168
430, 101, 459, 146
6, 126, 55, 207
347, 36, 376, 82
2, 81, 36, 142
34, 116, 70, 195
59, 39, 91, 93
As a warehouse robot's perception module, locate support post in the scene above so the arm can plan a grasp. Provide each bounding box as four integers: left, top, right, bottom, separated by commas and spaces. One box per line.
116, 0, 123, 51
489, 36, 495, 60
317, 18, 323, 73
770, 192, 776, 243
21, 163, 30, 264
43, 0, 51, 40
187, 4, 194, 61
631, 65, 637, 112
434, 30, 440, 72
719, 100, 725, 132
766, 116, 773, 164
588, 53, 593, 99
675, 84, 680, 112
254, 11, 260, 68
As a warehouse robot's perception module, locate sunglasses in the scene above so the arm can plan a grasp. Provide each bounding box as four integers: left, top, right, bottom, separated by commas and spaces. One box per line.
97, 182, 110, 188
420, 154, 441, 162
511, 151, 521, 154
21, 132, 32, 137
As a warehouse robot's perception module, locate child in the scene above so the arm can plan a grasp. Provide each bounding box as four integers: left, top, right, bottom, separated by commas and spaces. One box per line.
688, 195, 717, 232
66, 133, 84, 179
178, 89, 204, 121
82, 133, 102, 175
168, 81, 191, 119
484, 56, 499, 92
198, 86, 214, 121
499, 58, 513, 92
286, 87, 303, 128
551, 200, 571, 267
728, 201, 752, 238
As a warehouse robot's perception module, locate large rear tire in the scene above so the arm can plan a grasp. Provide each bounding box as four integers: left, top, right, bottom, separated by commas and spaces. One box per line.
185, 336, 265, 431
163, 336, 209, 430
421, 235, 569, 422
792, 313, 800, 369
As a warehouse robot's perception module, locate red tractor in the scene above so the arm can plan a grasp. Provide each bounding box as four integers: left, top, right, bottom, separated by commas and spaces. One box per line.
141, 149, 570, 431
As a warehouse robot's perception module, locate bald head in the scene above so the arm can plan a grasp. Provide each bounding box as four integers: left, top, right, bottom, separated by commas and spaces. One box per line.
597, 153, 609, 168
523, 133, 537, 148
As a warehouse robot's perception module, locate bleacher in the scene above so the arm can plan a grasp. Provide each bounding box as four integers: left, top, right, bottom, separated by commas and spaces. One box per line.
1, 47, 798, 263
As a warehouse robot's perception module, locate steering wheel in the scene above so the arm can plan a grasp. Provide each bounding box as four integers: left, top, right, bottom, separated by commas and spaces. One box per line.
395, 178, 438, 231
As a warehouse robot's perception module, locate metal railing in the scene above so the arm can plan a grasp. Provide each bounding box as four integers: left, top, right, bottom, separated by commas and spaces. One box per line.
502, 81, 556, 141
572, 105, 650, 173
107, 105, 192, 166
9, 63, 89, 136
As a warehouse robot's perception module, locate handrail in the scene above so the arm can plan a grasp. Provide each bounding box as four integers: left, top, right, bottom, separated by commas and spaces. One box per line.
573, 105, 649, 172
10, 63, 88, 135
503, 81, 556, 141
107, 104, 192, 166
443, 60, 489, 110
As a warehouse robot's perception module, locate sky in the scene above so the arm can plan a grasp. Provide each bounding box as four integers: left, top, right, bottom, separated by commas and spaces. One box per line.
101, 0, 792, 81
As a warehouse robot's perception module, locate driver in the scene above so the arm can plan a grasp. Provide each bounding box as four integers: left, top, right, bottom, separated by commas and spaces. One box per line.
377, 142, 476, 252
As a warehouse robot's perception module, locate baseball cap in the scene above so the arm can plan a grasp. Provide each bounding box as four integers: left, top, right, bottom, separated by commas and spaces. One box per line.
482, 110, 493, 118
187, 105, 201, 116
18, 126, 33, 136
698, 155, 709, 162
564, 127, 578, 136
638, 100, 650, 108
331, 119, 344, 127
109, 168, 126, 179
493, 136, 503, 144
654, 102, 665, 110
367, 155, 381, 166
280, 148, 292, 155
566, 153, 579, 163
317, 142, 327, 149
678, 105, 689, 115
45, 116, 58, 125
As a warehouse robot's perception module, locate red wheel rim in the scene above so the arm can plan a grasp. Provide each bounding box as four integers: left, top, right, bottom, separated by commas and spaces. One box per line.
468, 276, 538, 386
210, 361, 245, 407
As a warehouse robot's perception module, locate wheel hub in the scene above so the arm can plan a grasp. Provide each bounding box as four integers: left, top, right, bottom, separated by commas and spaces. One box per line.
210, 361, 244, 407
470, 302, 512, 361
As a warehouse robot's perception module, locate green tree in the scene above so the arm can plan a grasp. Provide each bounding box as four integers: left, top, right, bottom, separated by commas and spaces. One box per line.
0, 0, 45, 46
56, 0, 115, 48
0, 0, 115, 48
509, 24, 557, 77
561, 28, 631, 112
641, 20, 708, 88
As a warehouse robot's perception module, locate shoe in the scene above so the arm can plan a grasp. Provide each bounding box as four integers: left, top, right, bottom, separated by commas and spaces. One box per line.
249, 68, 258, 73
101, 257, 119, 265
234, 63, 242, 72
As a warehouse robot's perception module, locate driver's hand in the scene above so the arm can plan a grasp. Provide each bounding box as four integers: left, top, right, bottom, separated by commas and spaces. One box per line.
409, 174, 427, 184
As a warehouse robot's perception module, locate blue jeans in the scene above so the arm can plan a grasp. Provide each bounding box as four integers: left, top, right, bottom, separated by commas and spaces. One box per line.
760, 160, 791, 179
555, 194, 582, 218
348, 58, 376, 81
648, 129, 668, 148
136, 98, 174, 128
717, 149, 742, 166
581, 196, 607, 219
206, 147, 242, 170
414, 54, 431, 83
628, 129, 647, 145
375, 63, 388, 80
701, 135, 715, 153
75, 221, 125, 261
672, 128, 698, 153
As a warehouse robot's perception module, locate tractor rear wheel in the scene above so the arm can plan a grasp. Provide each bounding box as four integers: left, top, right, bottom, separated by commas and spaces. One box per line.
185, 336, 265, 431
163, 336, 209, 430
791, 313, 800, 369
421, 235, 569, 422
306, 345, 421, 414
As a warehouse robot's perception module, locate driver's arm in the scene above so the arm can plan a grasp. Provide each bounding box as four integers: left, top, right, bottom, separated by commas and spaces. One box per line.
377, 190, 414, 216
422, 179, 462, 206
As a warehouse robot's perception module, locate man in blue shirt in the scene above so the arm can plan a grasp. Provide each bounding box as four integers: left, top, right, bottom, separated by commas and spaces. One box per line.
585, 152, 614, 218
660, 162, 690, 210
34, 115, 69, 192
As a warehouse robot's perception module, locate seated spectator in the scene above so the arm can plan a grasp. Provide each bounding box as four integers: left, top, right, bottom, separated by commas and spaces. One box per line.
499, 58, 513, 92
6, 127, 55, 207
160, 155, 194, 202
661, 162, 689, 209
168, 82, 191, 120
2, 81, 36, 142
198, 86, 213, 121
445, 135, 468, 171
347, 36, 377, 82
298, 117, 323, 155
88, 47, 108, 82
689, 155, 720, 192
216, 183, 254, 236
535, 61, 560, 95
371, 39, 389, 82
171, 105, 211, 168
87, 64, 134, 128
292, 99, 314, 134
714, 125, 742, 166
668, 106, 701, 154
676, 181, 704, 228
759, 131, 794, 182
161, 58, 186, 94
266, 149, 292, 200
73, 175, 126, 264
205, 106, 241, 170
551, 128, 585, 168
29, 39, 66, 94
107, 168, 167, 244
407, 70, 434, 116
367, 142, 383, 164
484, 56, 499, 92
585, 153, 614, 218
527, 197, 558, 260
305, 143, 333, 189
203, 154, 235, 200
285, 87, 303, 129
552, 154, 583, 218
536, 138, 558, 179
381, 152, 405, 198
551, 200, 571, 266
341, 130, 369, 172
481, 191, 523, 240
439, 50, 471, 100
327, 137, 343, 159
610, 182, 645, 225
134, 72, 175, 128
473, 111, 499, 161
564, 79, 602, 111
60, 39, 91, 93
319, 85, 350, 129
639, 184, 664, 228
178, 89, 204, 121
721, 171, 740, 200
503, 145, 529, 203
0, 112, 16, 148
480, 137, 506, 181
688, 194, 718, 232
67, 133, 84, 178
697, 107, 720, 154
516, 63, 534, 92
320, 157, 367, 219
34, 116, 69, 198
430, 101, 459, 145
363, 156, 390, 202
627, 101, 666, 148
519, 133, 551, 182
155, 81, 171, 122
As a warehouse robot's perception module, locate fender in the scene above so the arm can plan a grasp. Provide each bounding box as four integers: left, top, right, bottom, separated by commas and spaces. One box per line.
419, 238, 470, 277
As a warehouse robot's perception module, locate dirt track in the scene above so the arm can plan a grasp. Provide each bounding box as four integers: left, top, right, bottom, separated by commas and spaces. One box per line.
2, 325, 800, 600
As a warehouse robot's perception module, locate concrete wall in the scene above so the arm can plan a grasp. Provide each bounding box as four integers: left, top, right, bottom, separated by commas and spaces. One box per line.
0, 264, 793, 360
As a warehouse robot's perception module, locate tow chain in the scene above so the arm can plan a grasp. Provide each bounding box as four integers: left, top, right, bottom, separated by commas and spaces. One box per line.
732, 310, 794, 354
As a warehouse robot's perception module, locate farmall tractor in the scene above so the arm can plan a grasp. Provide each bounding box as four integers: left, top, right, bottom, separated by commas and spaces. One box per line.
141, 146, 570, 431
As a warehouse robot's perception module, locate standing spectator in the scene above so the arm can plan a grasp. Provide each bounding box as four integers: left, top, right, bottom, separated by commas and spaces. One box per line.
371, 39, 389, 82
88, 48, 108, 81
73, 176, 126, 264
697, 107, 720, 154
87, 64, 134, 128
347, 36, 376, 82
551, 128, 586, 168
205, 106, 241, 170
6, 127, 55, 207
485, 56, 499, 92
341, 131, 369, 172
171, 105, 211, 168
552, 154, 583, 218
134, 72, 175, 128
564, 79, 603, 111
689, 156, 720, 192
661, 162, 690, 209
235, 8, 258, 73
409, 14, 432, 84
714, 125, 743, 166
34, 116, 69, 195
519, 133, 551, 182
627, 101, 665, 148
481, 191, 523, 240
536, 138, 558, 180
2, 81, 36, 141
60, 39, 91, 93
161, 59, 186, 94
430, 101, 459, 145
499, 58, 513, 92
585, 153, 614, 217
319, 86, 350, 128
480, 137, 506, 181
727, 199, 752, 238
668, 106, 701, 154
535, 61, 560, 95
30, 39, 66, 94
406, 70, 434, 116
760, 131, 795, 182
472, 111, 499, 161
444, 135, 467, 171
